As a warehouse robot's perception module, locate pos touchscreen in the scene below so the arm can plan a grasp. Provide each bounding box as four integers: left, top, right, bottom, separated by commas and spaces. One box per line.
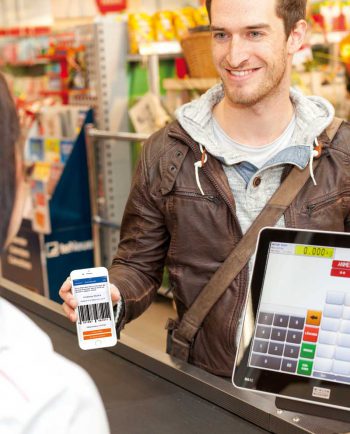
233, 228, 350, 411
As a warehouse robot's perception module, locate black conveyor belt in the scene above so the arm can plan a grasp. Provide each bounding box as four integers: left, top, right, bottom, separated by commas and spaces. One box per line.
24, 307, 267, 434
2, 282, 350, 434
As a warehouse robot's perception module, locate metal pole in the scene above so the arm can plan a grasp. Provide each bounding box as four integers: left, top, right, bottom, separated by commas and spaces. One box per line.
148, 54, 161, 98
85, 125, 149, 267
87, 128, 149, 142
85, 124, 102, 267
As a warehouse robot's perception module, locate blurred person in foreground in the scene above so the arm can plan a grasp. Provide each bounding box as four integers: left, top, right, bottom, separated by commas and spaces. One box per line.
61, 0, 350, 377
0, 73, 110, 434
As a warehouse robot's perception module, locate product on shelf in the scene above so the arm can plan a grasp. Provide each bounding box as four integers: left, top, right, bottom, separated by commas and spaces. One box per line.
0, 35, 49, 65
127, 6, 210, 54
45, 62, 62, 91
0, 30, 91, 106
173, 8, 196, 40
128, 13, 154, 54
192, 6, 210, 27
339, 32, 350, 95
31, 178, 51, 234
153, 11, 176, 42
129, 92, 170, 134
25, 104, 88, 234
340, 31, 350, 61
311, 0, 350, 32
67, 46, 87, 90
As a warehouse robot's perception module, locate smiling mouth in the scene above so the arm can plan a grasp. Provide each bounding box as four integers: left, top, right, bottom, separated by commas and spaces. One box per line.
227, 68, 261, 77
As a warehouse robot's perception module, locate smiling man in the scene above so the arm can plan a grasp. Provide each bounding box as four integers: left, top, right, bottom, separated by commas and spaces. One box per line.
209, 0, 306, 146
60, 0, 350, 377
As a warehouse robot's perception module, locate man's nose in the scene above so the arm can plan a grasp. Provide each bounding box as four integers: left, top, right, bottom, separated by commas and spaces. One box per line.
226, 37, 250, 68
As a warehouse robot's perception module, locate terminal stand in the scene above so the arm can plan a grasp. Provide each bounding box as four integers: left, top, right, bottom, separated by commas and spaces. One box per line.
275, 396, 350, 423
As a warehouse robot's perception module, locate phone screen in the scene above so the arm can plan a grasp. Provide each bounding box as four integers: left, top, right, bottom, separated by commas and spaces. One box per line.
71, 268, 117, 350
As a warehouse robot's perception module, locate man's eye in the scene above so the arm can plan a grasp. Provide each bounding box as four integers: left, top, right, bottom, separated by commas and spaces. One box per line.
249, 31, 263, 39
213, 32, 228, 40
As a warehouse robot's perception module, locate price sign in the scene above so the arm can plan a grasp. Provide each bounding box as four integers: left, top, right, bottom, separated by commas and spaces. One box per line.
95, 0, 126, 13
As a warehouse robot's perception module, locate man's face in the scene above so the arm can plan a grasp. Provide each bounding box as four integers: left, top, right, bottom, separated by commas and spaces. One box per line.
210, 0, 291, 107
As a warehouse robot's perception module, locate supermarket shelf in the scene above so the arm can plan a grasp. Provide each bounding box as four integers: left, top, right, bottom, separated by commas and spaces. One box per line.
310, 31, 349, 45
127, 40, 182, 62
0, 26, 51, 37
86, 126, 149, 142
40, 89, 68, 95
40, 88, 90, 95
163, 77, 220, 91
37, 54, 67, 62
127, 51, 183, 62
1, 59, 49, 67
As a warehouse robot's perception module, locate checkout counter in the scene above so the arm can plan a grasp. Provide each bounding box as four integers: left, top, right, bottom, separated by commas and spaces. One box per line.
2, 280, 350, 434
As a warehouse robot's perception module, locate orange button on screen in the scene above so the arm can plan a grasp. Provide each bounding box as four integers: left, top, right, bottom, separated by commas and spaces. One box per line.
83, 333, 112, 340
306, 310, 322, 326
83, 328, 112, 336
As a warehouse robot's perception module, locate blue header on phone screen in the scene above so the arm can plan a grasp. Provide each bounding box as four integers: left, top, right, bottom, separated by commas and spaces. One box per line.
73, 276, 107, 285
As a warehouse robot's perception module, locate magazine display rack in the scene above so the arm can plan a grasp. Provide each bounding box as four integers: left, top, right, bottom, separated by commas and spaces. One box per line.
1, 110, 94, 302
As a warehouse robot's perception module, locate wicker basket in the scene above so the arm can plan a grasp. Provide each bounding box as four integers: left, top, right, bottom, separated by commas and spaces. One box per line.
181, 31, 219, 78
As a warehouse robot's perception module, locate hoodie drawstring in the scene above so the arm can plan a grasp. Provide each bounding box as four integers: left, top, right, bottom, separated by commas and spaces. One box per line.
309, 137, 322, 186
194, 144, 207, 195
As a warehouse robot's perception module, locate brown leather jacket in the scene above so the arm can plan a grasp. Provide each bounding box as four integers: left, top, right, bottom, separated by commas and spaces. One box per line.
109, 119, 350, 376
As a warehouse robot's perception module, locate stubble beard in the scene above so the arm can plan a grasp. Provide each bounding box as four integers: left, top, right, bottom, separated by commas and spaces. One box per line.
221, 50, 288, 108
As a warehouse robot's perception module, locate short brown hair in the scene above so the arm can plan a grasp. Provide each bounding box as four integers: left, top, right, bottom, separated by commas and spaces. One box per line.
0, 73, 20, 251
205, 0, 307, 37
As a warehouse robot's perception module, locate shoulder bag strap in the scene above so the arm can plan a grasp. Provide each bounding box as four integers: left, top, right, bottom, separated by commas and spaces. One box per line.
170, 117, 343, 361
326, 116, 342, 141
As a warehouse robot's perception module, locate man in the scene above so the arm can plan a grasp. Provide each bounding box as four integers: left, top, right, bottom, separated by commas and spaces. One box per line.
61, 0, 350, 377
0, 72, 110, 433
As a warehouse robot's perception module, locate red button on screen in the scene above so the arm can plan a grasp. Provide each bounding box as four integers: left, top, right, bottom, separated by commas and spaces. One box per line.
331, 268, 350, 278
332, 260, 350, 269
303, 326, 319, 343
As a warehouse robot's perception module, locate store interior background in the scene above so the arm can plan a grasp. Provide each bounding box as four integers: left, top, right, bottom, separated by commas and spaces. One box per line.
0, 0, 350, 354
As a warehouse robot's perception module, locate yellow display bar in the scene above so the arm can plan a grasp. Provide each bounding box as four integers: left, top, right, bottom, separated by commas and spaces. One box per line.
295, 245, 334, 258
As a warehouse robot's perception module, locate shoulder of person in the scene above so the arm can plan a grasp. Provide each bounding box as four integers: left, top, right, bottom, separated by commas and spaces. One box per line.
141, 120, 190, 168
0, 299, 109, 433
53, 352, 104, 399
48, 353, 110, 433
0, 297, 52, 352
26, 353, 109, 434
328, 119, 350, 155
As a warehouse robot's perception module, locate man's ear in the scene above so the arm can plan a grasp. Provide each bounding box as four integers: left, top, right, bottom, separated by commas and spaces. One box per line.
287, 19, 307, 55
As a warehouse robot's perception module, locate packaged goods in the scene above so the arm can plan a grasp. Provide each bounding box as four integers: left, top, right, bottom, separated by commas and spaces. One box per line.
192, 6, 210, 26
311, 0, 350, 31
153, 11, 176, 42
174, 8, 196, 39
340, 32, 350, 63
128, 13, 154, 54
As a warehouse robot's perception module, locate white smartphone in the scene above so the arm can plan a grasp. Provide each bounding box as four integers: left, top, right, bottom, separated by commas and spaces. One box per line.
70, 266, 117, 350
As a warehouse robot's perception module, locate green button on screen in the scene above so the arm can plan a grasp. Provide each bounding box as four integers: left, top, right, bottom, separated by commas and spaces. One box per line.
300, 343, 316, 359
297, 359, 313, 376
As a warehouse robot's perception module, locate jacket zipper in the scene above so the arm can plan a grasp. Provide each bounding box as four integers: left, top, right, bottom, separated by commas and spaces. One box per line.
306, 190, 350, 216
174, 190, 221, 204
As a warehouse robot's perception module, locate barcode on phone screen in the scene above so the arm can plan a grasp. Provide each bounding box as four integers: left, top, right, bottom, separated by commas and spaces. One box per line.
78, 302, 111, 323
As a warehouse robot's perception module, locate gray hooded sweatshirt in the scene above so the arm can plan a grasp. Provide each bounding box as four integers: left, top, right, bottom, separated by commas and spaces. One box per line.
176, 83, 335, 234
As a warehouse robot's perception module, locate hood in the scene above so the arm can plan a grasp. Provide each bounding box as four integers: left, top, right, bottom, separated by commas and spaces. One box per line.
175, 83, 335, 165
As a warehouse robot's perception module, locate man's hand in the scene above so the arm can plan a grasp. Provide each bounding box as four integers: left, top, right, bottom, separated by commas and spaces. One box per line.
59, 277, 121, 323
